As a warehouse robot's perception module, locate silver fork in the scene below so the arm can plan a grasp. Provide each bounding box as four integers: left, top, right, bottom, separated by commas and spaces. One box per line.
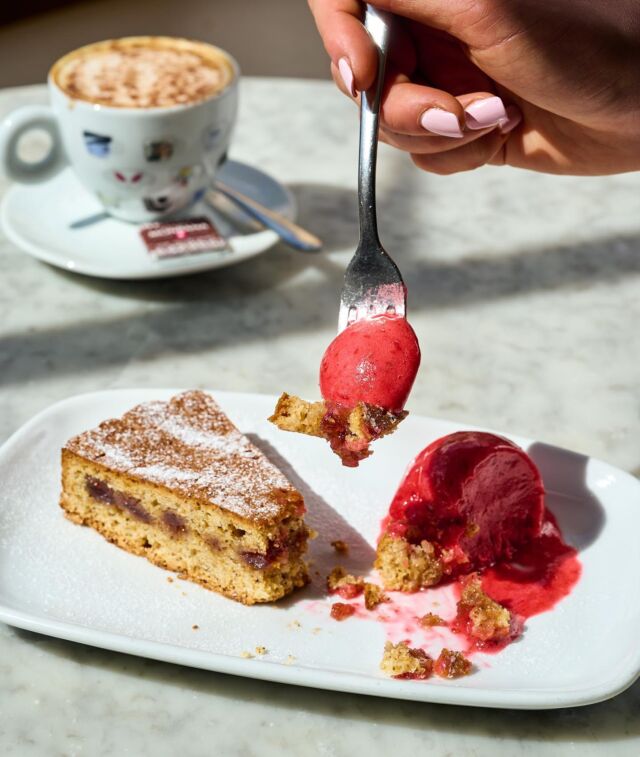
338, 5, 406, 333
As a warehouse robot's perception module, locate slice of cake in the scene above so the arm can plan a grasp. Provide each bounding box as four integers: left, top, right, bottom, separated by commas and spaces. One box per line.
269, 392, 406, 467
60, 390, 310, 604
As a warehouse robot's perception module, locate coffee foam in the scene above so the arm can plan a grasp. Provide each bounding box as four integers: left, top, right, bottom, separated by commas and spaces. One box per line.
52, 37, 234, 108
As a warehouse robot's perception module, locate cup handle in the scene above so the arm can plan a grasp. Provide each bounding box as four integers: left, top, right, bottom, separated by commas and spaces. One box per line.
0, 105, 66, 183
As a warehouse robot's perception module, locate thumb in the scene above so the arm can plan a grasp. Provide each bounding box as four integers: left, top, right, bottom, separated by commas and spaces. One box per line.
309, 0, 379, 93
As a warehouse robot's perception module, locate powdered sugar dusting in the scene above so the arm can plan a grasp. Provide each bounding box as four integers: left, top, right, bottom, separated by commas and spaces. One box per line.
65, 391, 301, 523
158, 414, 253, 455
132, 464, 202, 484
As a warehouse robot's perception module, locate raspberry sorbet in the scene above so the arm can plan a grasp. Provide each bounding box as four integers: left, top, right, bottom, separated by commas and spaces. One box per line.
319, 314, 421, 413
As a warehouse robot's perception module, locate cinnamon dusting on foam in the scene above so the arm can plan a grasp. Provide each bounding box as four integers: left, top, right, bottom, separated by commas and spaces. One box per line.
51, 36, 234, 108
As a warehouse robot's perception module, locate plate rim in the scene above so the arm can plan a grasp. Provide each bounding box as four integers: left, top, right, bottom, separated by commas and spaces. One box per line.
1, 387, 639, 710
0, 160, 296, 280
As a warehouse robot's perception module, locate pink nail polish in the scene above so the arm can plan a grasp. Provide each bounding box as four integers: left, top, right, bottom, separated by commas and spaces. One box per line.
420, 108, 464, 138
464, 96, 508, 130
338, 57, 357, 97
499, 105, 522, 135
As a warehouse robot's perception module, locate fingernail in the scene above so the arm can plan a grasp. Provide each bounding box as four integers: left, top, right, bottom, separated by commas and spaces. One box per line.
498, 105, 522, 134
420, 108, 464, 138
338, 57, 357, 97
464, 96, 508, 130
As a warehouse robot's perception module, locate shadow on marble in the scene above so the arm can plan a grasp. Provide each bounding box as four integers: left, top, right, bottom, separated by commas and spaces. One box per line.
246, 433, 376, 604
528, 442, 606, 551
287, 183, 359, 254
2, 226, 640, 387
12, 626, 640, 742
403, 233, 640, 312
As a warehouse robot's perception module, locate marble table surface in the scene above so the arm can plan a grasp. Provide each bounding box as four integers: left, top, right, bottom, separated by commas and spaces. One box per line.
1, 79, 639, 756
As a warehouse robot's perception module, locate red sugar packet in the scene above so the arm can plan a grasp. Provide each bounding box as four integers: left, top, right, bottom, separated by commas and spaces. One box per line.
140, 217, 228, 259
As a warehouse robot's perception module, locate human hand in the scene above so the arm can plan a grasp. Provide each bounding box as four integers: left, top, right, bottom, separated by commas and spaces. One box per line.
308, 0, 640, 175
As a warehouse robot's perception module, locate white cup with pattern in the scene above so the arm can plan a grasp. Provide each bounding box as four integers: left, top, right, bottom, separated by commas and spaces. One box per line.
0, 36, 239, 222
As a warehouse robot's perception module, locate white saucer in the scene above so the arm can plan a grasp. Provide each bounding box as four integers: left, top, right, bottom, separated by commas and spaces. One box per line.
0, 160, 295, 279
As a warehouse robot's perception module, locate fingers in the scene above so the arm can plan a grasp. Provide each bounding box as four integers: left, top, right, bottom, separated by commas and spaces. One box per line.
335, 61, 515, 135
379, 76, 466, 136
318, 0, 523, 177
378, 68, 512, 137
402, 101, 522, 174
411, 130, 510, 175
380, 125, 494, 154
333, 60, 521, 172
382, 94, 522, 173
310, 0, 419, 95
335, 65, 517, 144
309, 0, 378, 92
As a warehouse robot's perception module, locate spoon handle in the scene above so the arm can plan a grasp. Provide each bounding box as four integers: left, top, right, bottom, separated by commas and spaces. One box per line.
358, 5, 391, 250
212, 181, 323, 252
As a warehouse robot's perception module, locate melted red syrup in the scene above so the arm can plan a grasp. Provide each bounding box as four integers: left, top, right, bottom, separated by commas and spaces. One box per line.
480, 511, 581, 617
447, 509, 581, 654
301, 510, 580, 669
367, 506, 581, 659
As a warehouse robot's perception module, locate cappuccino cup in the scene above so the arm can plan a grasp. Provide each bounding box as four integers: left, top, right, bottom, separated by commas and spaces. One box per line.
0, 36, 239, 222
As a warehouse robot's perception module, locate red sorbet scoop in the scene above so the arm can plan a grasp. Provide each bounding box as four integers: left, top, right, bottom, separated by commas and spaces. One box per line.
386, 431, 545, 571
319, 315, 420, 413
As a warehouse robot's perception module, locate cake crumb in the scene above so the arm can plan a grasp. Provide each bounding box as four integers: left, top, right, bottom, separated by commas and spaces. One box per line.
288, 620, 302, 630
434, 648, 472, 678
455, 574, 513, 643
192, 624, 199, 630
285, 655, 296, 665
363, 583, 389, 610
269, 393, 406, 467
331, 540, 349, 555
465, 522, 480, 538
375, 534, 443, 591
330, 602, 356, 621
255, 646, 267, 655
167, 576, 174, 583
420, 612, 446, 628
327, 566, 364, 599
380, 641, 433, 680
312, 627, 322, 635
241, 650, 254, 659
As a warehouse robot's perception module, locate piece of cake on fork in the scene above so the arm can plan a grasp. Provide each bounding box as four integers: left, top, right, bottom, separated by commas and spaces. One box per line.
269, 392, 406, 467
60, 390, 310, 604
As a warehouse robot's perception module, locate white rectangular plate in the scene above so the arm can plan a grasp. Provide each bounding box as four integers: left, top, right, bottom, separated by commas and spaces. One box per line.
1, 389, 639, 709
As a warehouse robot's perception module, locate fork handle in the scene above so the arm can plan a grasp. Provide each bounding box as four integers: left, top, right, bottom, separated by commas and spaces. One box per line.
358, 5, 392, 249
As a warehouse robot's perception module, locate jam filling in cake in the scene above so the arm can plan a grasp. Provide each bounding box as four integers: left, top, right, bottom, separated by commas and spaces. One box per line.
60, 391, 311, 605
270, 314, 421, 466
